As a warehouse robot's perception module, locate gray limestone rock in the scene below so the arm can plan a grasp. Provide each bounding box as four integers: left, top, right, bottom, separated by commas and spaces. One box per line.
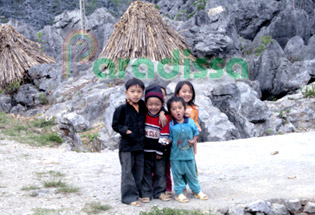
285, 199, 302, 213
269, 203, 289, 215
245, 200, 271, 214
284, 36, 306, 62
0, 94, 12, 113
304, 202, 315, 214
13, 84, 42, 107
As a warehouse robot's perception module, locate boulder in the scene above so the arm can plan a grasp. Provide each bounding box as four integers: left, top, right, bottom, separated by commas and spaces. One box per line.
61, 112, 90, 133
269, 203, 289, 215
0, 94, 12, 113
245, 200, 271, 214
284, 36, 306, 62
13, 84, 42, 107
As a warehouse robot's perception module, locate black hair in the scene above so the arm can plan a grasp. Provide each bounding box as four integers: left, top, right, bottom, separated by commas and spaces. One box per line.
160, 86, 166, 94
167, 96, 186, 113
174, 81, 196, 106
125, 78, 145, 90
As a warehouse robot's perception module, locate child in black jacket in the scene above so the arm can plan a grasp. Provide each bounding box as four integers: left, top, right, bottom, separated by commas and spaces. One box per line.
112, 78, 146, 207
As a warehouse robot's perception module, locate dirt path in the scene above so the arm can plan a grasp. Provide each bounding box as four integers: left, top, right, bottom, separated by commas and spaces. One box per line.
1, 131, 315, 215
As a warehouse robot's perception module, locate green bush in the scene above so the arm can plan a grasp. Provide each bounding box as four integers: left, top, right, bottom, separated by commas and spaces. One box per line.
33, 117, 56, 128
302, 84, 315, 98
255, 35, 273, 56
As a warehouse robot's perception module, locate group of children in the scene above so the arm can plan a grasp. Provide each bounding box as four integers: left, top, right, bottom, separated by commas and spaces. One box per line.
112, 78, 208, 207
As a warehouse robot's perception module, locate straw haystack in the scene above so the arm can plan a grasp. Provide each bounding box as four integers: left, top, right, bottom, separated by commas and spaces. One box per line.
99, 1, 195, 65
0, 25, 55, 87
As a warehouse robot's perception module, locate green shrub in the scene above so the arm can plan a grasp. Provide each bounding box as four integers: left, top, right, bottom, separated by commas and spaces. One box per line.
255, 35, 273, 56
302, 84, 315, 98
193, 0, 206, 10
33, 117, 56, 128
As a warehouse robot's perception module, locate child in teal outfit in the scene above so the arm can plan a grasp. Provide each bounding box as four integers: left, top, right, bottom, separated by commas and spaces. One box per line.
166, 96, 208, 203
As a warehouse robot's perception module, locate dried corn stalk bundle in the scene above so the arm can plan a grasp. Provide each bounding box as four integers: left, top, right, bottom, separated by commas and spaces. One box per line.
99, 1, 195, 66
0, 24, 55, 87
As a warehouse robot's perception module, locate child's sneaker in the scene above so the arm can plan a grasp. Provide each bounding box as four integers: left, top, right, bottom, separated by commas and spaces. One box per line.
193, 191, 208, 200
159, 193, 171, 201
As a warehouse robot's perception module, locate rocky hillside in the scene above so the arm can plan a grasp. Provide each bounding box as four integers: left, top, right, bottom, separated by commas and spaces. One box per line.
0, 0, 133, 29
0, 0, 314, 150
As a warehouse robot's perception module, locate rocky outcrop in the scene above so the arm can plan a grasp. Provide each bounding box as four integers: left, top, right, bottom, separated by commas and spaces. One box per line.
218, 199, 315, 215
0, 0, 126, 30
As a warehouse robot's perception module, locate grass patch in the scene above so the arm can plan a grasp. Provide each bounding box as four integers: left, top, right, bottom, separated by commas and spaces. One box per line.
43, 179, 80, 194
21, 185, 41, 191
56, 185, 80, 194
36, 170, 65, 178
43, 180, 66, 188
79, 125, 103, 152
140, 206, 214, 215
32, 117, 56, 128
32, 208, 63, 215
82, 202, 112, 214
0, 112, 62, 147
0, 112, 9, 124
31, 133, 63, 146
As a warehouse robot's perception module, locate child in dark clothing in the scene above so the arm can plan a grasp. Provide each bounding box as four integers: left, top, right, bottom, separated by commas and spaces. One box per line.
141, 85, 171, 203
160, 86, 172, 196
112, 78, 146, 207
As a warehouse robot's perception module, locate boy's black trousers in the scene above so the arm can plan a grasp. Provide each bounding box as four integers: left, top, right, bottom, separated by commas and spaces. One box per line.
119, 150, 144, 204
141, 152, 166, 199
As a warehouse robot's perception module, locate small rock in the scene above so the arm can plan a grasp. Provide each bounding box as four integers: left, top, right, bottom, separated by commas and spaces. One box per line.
304, 202, 315, 213
245, 200, 271, 214
271, 151, 279, 155
269, 203, 288, 215
228, 204, 245, 215
287, 176, 297, 179
285, 199, 301, 213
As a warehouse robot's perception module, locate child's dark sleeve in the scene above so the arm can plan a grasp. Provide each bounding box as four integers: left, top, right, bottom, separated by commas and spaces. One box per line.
112, 105, 128, 136
157, 117, 170, 155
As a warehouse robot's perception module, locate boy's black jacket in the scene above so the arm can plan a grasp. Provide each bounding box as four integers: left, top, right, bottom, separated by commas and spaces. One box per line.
112, 100, 146, 152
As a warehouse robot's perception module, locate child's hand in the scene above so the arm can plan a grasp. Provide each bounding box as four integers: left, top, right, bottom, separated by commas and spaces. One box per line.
158, 138, 169, 146
198, 127, 202, 132
188, 138, 197, 147
156, 154, 162, 159
185, 109, 192, 118
159, 111, 168, 127
126, 130, 132, 134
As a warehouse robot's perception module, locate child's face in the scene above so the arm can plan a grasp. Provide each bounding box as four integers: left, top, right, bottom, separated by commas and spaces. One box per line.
176, 84, 193, 104
161, 88, 167, 102
146, 97, 162, 115
125, 85, 144, 104
170, 101, 185, 123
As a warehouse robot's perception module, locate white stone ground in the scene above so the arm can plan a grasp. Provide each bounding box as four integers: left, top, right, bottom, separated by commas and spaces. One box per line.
0, 131, 315, 215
